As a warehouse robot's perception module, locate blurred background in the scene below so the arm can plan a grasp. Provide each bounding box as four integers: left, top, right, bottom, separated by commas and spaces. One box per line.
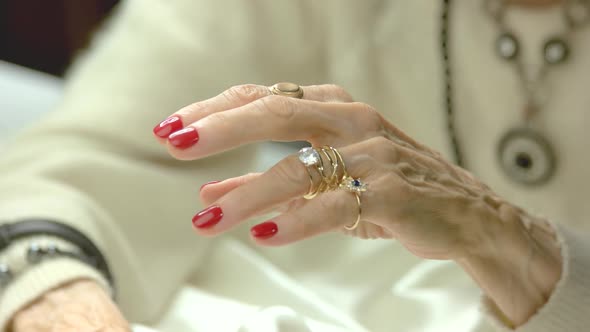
0, 1, 121, 146
0, 0, 119, 76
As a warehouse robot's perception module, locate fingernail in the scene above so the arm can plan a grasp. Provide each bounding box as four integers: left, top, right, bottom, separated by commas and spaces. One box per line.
169, 127, 199, 149
251, 221, 278, 239
192, 205, 223, 229
153, 116, 183, 138
200, 181, 220, 192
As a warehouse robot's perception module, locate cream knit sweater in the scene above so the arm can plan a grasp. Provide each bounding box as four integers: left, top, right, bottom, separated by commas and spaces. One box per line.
0, 0, 589, 331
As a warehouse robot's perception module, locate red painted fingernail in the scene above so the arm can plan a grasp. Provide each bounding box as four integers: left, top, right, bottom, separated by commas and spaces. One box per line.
192, 205, 223, 229
153, 116, 183, 138
169, 127, 199, 149
251, 221, 278, 239
200, 181, 220, 192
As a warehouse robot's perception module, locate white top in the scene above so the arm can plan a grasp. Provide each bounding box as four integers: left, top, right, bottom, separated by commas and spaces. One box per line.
0, 1, 589, 331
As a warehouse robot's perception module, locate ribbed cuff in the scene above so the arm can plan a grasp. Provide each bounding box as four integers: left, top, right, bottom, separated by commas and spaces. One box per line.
482, 223, 590, 331
0, 257, 110, 331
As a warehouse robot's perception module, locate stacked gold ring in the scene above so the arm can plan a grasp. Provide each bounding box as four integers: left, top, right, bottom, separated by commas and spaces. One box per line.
298, 146, 367, 230
298, 146, 347, 199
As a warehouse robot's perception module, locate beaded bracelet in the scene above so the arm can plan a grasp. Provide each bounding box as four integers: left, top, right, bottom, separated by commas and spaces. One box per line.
0, 219, 114, 295
0, 241, 96, 287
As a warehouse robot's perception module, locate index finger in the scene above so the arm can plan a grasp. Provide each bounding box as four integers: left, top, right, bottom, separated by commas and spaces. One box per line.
153, 83, 353, 140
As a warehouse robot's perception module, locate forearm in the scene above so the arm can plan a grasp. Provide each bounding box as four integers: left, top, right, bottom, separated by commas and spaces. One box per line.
457, 204, 562, 327
11, 279, 129, 332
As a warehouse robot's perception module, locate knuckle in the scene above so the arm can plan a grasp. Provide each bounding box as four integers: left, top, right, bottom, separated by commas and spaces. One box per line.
350, 102, 383, 131
179, 101, 207, 116
396, 162, 415, 177
370, 135, 393, 147
324, 84, 353, 101
271, 155, 308, 190
206, 111, 229, 124
351, 102, 377, 114
239, 173, 260, 185
396, 180, 416, 202
368, 136, 399, 162
382, 172, 401, 189
223, 84, 267, 103
256, 95, 296, 120
202, 112, 231, 136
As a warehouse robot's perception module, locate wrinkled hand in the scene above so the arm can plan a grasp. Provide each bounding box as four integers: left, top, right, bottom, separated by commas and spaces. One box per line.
153, 83, 562, 326
12, 279, 129, 332
154, 84, 500, 258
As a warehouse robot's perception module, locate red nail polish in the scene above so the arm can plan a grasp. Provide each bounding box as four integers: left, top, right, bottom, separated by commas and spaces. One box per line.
153, 116, 183, 138
169, 127, 199, 149
200, 181, 220, 192
192, 205, 223, 229
251, 221, 278, 239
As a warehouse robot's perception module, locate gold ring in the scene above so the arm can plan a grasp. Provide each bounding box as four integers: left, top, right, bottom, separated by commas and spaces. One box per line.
344, 192, 362, 231
299, 147, 325, 199
341, 176, 366, 230
299, 146, 342, 199
297, 146, 365, 230
340, 176, 367, 194
269, 82, 304, 99
327, 146, 347, 186
320, 147, 339, 189
303, 166, 317, 200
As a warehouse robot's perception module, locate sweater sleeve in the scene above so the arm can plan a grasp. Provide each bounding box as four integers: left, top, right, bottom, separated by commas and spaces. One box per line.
0, 0, 325, 329
481, 223, 590, 331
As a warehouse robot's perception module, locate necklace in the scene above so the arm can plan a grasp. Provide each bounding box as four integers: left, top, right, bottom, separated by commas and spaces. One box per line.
440, 0, 589, 186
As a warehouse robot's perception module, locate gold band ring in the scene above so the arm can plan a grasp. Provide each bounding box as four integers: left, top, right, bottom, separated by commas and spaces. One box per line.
344, 192, 362, 231
304, 152, 326, 199
269, 82, 304, 99
303, 166, 318, 200
341, 176, 367, 231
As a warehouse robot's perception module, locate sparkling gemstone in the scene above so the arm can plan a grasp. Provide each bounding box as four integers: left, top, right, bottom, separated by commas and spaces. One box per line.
341, 177, 367, 193
298, 147, 320, 166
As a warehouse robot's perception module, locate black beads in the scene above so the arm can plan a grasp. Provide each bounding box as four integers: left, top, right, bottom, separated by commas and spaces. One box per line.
496, 33, 519, 60
544, 38, 569, 65
26, 242, 43, 263
26, 242, 59, 263
497, 127, 556, 186
441, 0, 464, 167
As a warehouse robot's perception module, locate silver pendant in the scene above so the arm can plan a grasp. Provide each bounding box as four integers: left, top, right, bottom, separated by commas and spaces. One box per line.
496, 32, 519, 60
496, 127, 557, 186
544, 37, 569, 65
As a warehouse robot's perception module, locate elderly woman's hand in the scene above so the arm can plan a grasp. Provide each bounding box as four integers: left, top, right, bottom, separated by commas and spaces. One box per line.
11, 279, 129, 332
154, 84, 562, 326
